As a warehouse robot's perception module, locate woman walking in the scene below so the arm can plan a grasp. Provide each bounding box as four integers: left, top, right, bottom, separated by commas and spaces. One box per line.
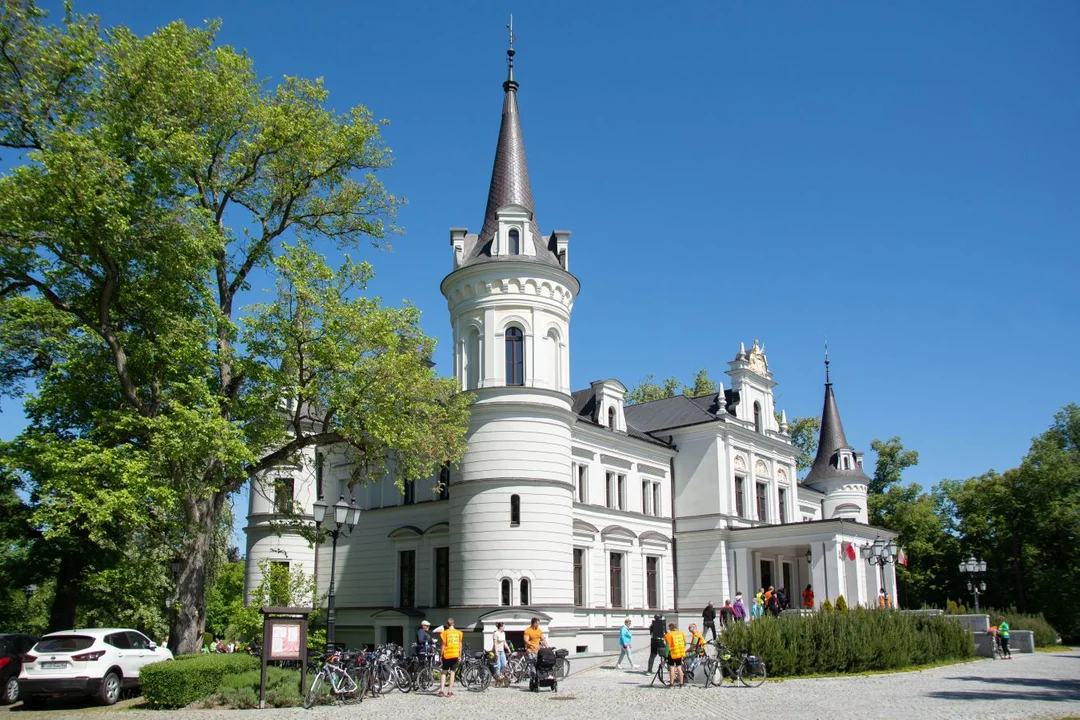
492, 621, 511, 686
998, 616, 1012, 658
615, 618, 637, 670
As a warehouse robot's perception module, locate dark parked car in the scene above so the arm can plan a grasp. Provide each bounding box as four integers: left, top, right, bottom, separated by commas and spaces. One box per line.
0, 633, 38, 704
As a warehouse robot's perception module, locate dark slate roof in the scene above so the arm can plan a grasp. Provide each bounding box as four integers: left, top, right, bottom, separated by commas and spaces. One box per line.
622, 395, 716, 434
462, 61, 562, 269
803, 382, 871, 486
570, 387, 671, 447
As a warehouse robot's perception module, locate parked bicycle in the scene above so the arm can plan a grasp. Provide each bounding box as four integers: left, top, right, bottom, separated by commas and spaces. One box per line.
302, 651, 360, 708
704, 645, 767, 688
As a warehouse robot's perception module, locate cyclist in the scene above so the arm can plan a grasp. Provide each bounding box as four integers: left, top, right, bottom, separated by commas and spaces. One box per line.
663, 622, 687, 688
998, 617, 1012, 659
416, 620, 433, 653
687, 623, 707, 657
437, 618, 463, 697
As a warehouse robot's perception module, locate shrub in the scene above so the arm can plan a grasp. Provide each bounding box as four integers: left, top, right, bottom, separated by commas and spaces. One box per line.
727, 610, 972, 677
141, 654, 260, 708
213, 667, 303, 709
981, 608, 1060, 648
820, 598, 834, 613
835, 595, 849, 613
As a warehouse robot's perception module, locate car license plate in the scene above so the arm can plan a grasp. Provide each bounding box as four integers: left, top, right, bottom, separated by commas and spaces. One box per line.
40, 662, 67, 669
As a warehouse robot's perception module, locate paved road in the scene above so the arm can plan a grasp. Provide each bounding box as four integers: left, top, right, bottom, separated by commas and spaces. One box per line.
8, 649, 1080, 719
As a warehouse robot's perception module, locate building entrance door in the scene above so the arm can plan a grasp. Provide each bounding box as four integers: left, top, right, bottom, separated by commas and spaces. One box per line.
782, 562, 792, 605
760, 560, 774, 591
386, 625, 404, 648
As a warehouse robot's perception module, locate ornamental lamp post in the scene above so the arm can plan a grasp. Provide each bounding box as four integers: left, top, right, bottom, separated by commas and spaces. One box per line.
312, 493, 360, 650
958, 556, 987, 612
861, 536, 899, 604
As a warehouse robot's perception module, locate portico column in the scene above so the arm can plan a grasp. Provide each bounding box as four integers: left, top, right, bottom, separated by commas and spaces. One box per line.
885, 561, 899, 608
810, 543, 827, 608
823, 537, 844, 605
732, 547, 752, 601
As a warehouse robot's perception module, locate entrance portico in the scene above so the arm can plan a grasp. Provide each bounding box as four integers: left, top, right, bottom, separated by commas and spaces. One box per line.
728, 519, 898, 608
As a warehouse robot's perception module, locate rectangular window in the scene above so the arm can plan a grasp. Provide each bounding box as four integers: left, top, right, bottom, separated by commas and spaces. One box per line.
439, 465, 450, 501
609, 553, 623, 608
398, 550, 415, 607
577, 464, 587, 503
573, 548, 585, 607
617, 474, 626, 510
404, 481, 415, 505
606, 472, 615, 509
434, 547, 449, 607
274, 478, 294, 514
642, 481, 650, 515
646, 556, 659, 609
756, 483, 768, 522
653, 483, 662, 517
315, 453, 324, 500
735, 476, 745, 518
778, 488, 787, 525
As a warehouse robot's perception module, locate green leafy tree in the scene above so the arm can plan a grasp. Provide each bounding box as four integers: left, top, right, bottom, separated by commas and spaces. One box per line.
205, 559, 246, 639
786, 416, 820, 472
0, 3, 471, 653
625, 374, 681, 405
682, 368, 718, 398
869, 437, 919, 495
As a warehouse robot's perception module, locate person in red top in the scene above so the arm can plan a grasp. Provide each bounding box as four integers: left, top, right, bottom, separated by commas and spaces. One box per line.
802, 584, 814, 609
438, 618, 463, 697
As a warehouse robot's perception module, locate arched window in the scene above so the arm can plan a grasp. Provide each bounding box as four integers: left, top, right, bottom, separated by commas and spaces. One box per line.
465, 327, 481, 390
520, 578, 531, 606
508, 228, 520, 255
505, 327, 524, 386
608, 407, 616, 430
753, 402, 762, 434
510, 494, 520, 527
500, 578, 511, 606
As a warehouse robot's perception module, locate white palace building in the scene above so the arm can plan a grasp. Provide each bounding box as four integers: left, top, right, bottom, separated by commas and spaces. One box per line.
244, 46, 899, 652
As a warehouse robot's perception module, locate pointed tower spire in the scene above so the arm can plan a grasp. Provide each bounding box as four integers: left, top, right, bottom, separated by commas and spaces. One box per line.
804, 355, 870, 487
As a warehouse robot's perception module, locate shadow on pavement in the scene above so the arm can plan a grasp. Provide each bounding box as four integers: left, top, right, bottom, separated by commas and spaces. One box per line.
929, 676, 1080, 703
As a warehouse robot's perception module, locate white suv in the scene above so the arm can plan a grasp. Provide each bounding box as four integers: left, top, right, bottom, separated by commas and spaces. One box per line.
19, 628, 173, 706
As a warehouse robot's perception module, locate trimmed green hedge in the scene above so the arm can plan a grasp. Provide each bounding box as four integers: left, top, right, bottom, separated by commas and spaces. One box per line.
141, 654, 260, 708
209, 667, 303, 709
721, 609, 973, 677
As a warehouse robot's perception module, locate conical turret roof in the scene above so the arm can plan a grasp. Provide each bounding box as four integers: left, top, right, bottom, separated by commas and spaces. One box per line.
803, 371, 870, 487
461, 48, 562, 268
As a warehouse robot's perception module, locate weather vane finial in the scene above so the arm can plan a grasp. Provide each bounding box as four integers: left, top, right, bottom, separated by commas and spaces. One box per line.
507, 13, 515, 49
504, 14, 517, 86
824, 338, 831, 383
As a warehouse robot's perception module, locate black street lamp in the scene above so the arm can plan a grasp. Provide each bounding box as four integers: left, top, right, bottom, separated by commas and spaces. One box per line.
861, 536, 899, 598
959, 556, 987, 612
312, 494, 360, 649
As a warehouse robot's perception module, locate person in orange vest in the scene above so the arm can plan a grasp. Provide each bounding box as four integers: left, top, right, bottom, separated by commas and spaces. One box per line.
802, 584, 814, 609
437, 617, 463, 698
663, 622, 687, 688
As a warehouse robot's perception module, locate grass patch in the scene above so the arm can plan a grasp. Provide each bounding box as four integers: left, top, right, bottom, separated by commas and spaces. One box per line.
766, 655, 980, 681
1035, 645, 1075, 653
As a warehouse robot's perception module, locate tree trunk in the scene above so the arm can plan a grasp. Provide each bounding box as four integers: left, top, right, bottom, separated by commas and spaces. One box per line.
168, 493, 222, 655
48, 553, 85, 633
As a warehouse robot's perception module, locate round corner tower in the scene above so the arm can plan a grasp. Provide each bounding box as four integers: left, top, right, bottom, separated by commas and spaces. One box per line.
440, 45, 579, 609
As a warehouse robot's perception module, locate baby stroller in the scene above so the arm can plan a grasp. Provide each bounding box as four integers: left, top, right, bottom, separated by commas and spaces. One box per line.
529, 648, 558, 692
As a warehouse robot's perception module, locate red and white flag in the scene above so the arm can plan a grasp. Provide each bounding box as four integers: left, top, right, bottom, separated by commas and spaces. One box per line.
897, 548, 908, 567
844, 542, 856, 561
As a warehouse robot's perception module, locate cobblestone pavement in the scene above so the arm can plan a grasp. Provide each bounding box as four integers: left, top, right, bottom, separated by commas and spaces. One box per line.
12, 649, 1080, 719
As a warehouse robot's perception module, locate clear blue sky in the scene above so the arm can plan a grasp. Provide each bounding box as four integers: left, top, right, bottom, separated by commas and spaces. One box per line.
5, 1, 1079, 522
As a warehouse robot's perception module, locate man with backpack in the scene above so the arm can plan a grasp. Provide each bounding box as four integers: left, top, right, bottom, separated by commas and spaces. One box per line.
646, 613, 667, 674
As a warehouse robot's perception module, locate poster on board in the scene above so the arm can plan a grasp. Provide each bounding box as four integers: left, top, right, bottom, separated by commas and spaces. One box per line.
268, 620, 301, 659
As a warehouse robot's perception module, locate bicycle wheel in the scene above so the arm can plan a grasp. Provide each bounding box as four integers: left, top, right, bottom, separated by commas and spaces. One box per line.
393, 665, 413, 693
463, 664, 490, 692
415, 666, 434, 692
303, 671, 328, 709
701, 658, 719, 688
377, 664, 394, 693
340, 670, 362, 705
651, 663, 670, 687
739, 660, 767, 688
555, 657, 571, 679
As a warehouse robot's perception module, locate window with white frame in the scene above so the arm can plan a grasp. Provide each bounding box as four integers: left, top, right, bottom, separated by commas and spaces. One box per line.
617, 474, 626, 510
646, 556, 659, 609
609, 552, 624, 608
500, 578, 511, 606
653, 482, 662, 517
642, 480, 661, 516
576, 463, 587, 503
573, 548, 585, 607
734, 476, 746, 518
756, 482, 768, 522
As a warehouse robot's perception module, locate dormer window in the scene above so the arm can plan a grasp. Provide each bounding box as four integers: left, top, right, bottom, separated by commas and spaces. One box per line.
753, 402, 763, 434
608, 407, 616, 430
508, 228, 520, 255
